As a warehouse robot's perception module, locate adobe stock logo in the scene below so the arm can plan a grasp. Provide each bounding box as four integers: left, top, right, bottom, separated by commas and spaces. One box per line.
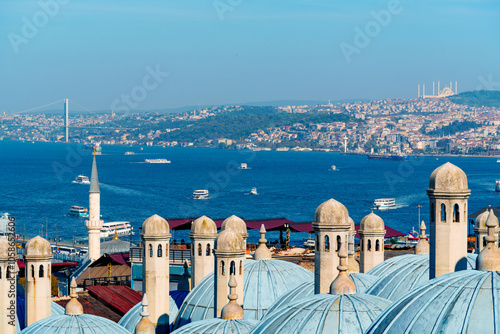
340, 0, 403, 64
7, 0, 70, 54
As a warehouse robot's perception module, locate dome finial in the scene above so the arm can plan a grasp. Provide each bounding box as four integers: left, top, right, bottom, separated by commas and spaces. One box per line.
477, 208, 500, 271
221, 275, 244, 320
135, 293, 155, 334
65, 277, 84, 315
113, 225, 119, 240
330, 242, 356, 295
254, 224, 272, 260
415, 220, 430, 254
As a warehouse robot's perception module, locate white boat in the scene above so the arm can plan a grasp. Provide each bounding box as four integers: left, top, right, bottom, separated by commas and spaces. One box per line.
303, 238, 315, 248
330, 165, 338, 171
496, 180, 500, 192
374, 198, 396, 210
250, 187, 258, 195
68, 206, 89, 217
193, 189, 209, 200
124, 151, 135, 155
72, 175, 90, 184
100, 221, 134, 239
238, 163, 250, 169
497, 159, 500, 163
145, 159, 171, 163
0, 213, 11, 236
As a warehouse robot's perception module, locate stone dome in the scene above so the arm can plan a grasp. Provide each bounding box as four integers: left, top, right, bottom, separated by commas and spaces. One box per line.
141, 214, 170, 237
366, 270, 500, 334
215, 228, 245, 252
265, 273, 379, 315
19, 314, 132, 333
172, 259, 313, 329
171, 318, 255, 334
360, 212, 385, 232
428, 162, 468, 192
221, 215, 248, 239
366, 253, 477, 301
251, 293, 391, 334
314, 199, 349, 227
348, 217, 355, 231
475, 209, 498, 231
191, 216, 217, 236
0, 236, 9, 260
25, 236, 51, 258
118, 295, 178, 331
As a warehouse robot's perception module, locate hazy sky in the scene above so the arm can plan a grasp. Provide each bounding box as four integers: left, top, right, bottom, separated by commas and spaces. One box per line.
1, 0, 499, 112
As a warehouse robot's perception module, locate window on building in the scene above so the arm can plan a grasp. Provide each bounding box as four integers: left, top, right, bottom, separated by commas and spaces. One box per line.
230, 261, 236, 275
324, 235, 330, 252
31, 265, 34, 278
336, 235, 341, 252
198, 243, 202, 256
39, 265, 44, 278
453, 204, 460, 222
376, 239, 380, 251
206, 244, 211, 256
157, 244, 162, 257
149, 244, 153, 257
368, 239, 372, 251
220, 261, 225, 276
441, 204, 446, 222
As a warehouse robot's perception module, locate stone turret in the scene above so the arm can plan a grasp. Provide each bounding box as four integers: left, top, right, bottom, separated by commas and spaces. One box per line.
415, 220, 430, 255
214, 228, 245, 318
141, 215, 171, 333
189, 216, 217, 287
427, 162, 470, 278
313, 199, 350, 294
86, 152, 103, 262
474, 207, 498, 253
221, 215, 248, 247
0, 236, 17, 334
254, 224, 272, 260
476, 209, 500, 271
221, 275, 244, 320
347, 217, 359, 273
65, 277, 83, 316
24, 236, 52, 326
135, 294, 155, 334
359, 212, 385, 273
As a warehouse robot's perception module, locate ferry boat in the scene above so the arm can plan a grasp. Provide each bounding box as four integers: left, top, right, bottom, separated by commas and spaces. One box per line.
68, 206, 89, 217
250, 187, 258, 195
100, 221, 134, 238
367, 154, 409, 161
145, 159, 171, 163
303, 237, 315, 249
238, 163, 250, 169
72, 175, 90, 184
496, 180, 500, 192
193, 189, 209, 200
374, 198, 396, 210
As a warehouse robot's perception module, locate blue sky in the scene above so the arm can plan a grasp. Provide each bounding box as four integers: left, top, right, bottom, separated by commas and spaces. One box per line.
1, 0, 499, 112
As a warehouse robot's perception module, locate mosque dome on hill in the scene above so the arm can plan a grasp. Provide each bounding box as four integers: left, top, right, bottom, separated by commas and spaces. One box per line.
265, 273, 378, 315
366, 270, 500, 333
171, 318, 255, 334
172, 259, 313, 329
19, 314, 132, 334
366, 253, 477, 301
118, 295, 179, 331
250, 293, 391, 334
99, 238, 133, 256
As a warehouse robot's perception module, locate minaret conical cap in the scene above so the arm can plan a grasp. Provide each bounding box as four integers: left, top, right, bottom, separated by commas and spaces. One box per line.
330, 242, 356, 295
254, 224, 272, 260
65, 277, 83, 315
89, 152, 100, 193
221, 275, 244, 320
415, 220, 430, 255
476, 209, 500, 271
135, 293, 155, 334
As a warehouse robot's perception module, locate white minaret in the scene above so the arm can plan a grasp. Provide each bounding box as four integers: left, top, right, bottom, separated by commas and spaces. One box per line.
474, 208, 498, 253
427, 162, 470, 279
86, 152, 103, 262
313, 198, 350, 294
359, 212, 386, 273
0, 237, 17, 334
189, 216, 217, 287
141, 215, 171, 333
221, 215, 248, 248
214, 228, 245, 318
24, 236, 52, 326
347, 217, 359, 273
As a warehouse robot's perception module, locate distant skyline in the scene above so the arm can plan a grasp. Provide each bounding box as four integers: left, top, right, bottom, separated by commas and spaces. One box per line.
1, 0, 499, 113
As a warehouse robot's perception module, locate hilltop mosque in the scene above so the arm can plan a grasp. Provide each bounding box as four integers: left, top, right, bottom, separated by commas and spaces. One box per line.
1, 156, 500, 333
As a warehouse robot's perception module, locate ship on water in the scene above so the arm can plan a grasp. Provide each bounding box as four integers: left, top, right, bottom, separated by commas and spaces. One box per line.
367, 154, 409, 161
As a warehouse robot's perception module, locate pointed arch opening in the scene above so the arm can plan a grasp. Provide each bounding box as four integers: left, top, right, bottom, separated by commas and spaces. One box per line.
375, 239, 380, 251
220, 261, 225, 276
367, 239, 372, 251
31, 265, 34, 278
39, 264, 44, 278
149, 244, 153, 257
230, 261, 236, 275
441, 204, 446, 222
453, 204, 460, 222
336, 235, 341, 252
198, 243, 202, 256
157, 244, 163, 257
206, 243, 211, 256
324, 235, 330, 252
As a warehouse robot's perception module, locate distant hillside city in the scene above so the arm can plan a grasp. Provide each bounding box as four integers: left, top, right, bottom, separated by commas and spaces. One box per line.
2, 90, 500, 156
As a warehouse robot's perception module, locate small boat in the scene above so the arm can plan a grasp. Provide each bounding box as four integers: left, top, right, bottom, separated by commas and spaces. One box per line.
124, 151, 135, 155
330, 165, 338, 171
145, 159, 171, 163
68, 206, 89, 217
496, 180, 500, 192
374, 198, 396, 210
100, 221, 134, 238
497, 159, 500, 163
72, 175, 90, 184
238, 163, 250, 169
303, 238, 315, 248
193, 189, 209, 200
250, 187, 258, 195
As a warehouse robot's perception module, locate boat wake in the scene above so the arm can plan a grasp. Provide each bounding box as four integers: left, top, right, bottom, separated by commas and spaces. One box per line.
100, 183, 145, 196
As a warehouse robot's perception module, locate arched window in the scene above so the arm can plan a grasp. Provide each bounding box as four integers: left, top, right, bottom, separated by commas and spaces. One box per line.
157, 244, 162, 257
39, 265, 44, 278
360, 239, 364, 251
324, 235, 330, 252
336, 235, 341, 252
198, 243, 202, 256
453, 204, 460, 222
220, 261, 225, 276
0, 266, 2, 279
239, 260, 243, 275
230, 261, 236, 275
367, 239, 372, 251
376, 239, 380, 251
192, 245, 195, 256
430, 203, 435, 222
31, 265, 34, 278
206, 244, 211, 256
441, 204, 446, 222
315, 235, 319, 251
149, 244, 153, 257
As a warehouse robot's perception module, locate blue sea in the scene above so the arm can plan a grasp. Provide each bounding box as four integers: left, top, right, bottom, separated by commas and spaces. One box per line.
0, 141, 499, 246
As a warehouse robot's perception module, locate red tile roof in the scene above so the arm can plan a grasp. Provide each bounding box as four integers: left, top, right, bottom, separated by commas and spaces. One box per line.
85, 285, 142, 315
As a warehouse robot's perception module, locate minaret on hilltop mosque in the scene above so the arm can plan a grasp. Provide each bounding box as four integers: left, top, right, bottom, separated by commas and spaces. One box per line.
86, 152, 103, 262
